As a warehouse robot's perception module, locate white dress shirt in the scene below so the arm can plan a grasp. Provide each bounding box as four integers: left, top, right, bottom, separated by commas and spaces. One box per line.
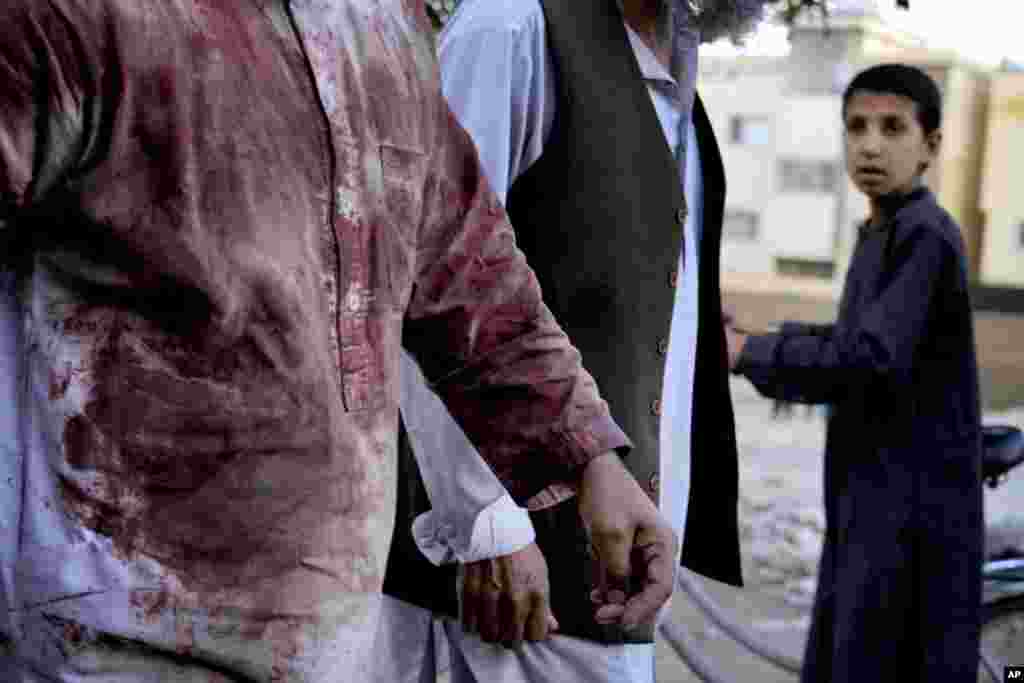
406, 0, 703, 565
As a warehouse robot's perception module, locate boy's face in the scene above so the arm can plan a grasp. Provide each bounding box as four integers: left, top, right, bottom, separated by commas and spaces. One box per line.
843, 90, 941, 200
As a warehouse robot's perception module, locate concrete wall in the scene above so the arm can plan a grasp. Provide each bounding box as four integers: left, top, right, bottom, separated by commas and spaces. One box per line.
701, 70, 786, 278
979, 73, 1024, 288
765, 96, 842, 263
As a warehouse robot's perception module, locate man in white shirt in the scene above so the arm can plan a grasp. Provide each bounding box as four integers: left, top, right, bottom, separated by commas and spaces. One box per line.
378, 0, 768, 681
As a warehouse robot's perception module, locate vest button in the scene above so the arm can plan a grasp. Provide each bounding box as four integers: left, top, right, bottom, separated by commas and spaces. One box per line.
657, 338, 669, 356
676, 206, 687, 224
650, 398, 661, 417
668, 269, 678, 288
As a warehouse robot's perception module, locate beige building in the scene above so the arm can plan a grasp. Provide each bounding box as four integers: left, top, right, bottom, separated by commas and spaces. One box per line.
700, 2, 993, 301
978, 72, 1024, 289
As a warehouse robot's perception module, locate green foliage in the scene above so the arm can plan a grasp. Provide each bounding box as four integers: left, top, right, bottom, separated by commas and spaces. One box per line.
425, 0, 456, 29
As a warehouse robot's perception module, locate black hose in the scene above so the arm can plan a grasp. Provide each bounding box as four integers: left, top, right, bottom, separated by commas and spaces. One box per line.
674, 571, 803, 675
657, 619, 733, 683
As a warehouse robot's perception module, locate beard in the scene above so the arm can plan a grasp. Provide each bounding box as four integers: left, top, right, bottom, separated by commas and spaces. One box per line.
675, 0, 771, 44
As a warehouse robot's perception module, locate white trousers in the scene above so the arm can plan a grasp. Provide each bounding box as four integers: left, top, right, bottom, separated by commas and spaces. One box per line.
373, 596, 654, 683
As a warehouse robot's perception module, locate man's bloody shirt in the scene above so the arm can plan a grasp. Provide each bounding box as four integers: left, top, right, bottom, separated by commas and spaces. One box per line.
0, 1, 629, 679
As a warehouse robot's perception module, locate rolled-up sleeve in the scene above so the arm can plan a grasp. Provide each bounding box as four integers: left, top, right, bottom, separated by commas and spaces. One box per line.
404, 96, 630, 504
412, 495, 535, 565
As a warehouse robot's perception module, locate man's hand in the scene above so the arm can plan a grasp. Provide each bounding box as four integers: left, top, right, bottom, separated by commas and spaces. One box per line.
461, 543, 559, 646
724, 323, 748, 371
577, 453, 678, 631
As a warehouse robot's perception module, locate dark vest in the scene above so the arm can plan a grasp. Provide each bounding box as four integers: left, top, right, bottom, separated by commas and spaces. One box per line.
383, 0, 743, 644
502, 0, 687, 643
505, 0, 683, 513
682, 96, 742, 589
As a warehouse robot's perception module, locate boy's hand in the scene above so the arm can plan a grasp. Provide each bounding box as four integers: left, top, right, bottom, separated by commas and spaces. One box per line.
724, 324, 748, 370
577, 453, 678, 630
461, 543, 559, 645
723, 308, 767, 336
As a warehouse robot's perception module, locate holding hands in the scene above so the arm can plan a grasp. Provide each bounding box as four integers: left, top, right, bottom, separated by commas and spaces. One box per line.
578, 452, 679, 632
460, 452, 678, 647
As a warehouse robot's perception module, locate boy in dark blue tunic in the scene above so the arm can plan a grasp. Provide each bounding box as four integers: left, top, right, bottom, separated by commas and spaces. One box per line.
726, 64, 983, 682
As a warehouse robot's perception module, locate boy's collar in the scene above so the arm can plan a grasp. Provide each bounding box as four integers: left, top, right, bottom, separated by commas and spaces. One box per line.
877, 185, 929, 219
860, 186, 930, 236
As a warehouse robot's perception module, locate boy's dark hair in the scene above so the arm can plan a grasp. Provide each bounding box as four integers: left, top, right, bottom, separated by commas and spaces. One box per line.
842, 63, 942, 134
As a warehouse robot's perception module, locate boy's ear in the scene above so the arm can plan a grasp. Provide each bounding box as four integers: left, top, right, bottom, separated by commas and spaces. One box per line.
918, 129, 941, 174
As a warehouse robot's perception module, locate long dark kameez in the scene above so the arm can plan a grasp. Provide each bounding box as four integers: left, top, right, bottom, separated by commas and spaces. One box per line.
736, 188, 983, 682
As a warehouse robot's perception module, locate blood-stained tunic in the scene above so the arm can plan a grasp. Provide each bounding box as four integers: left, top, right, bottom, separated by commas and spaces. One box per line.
0, 1, 629, 680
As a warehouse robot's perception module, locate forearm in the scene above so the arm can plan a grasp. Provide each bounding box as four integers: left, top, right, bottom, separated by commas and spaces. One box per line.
407, 95, 630, 502
736, 233, 949, 404
399, 350, 536, 565
405, 298, 630, 501
736, 328, 871, 404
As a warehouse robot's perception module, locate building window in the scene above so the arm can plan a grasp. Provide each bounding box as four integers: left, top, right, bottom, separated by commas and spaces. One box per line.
778, 159, 839, 193
775, 257, 835, 280
723, 210, 760, 241
1019, 221, 1024, 249
729, 116, 772, 146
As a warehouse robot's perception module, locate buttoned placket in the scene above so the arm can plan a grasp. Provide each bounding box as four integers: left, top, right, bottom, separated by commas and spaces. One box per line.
642, 35, 692, 420
286, 1, 380, 412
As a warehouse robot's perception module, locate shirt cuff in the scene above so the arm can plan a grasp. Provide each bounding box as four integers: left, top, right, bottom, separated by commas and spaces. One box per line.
734, 331, 781, 376
412, 494, 536, 566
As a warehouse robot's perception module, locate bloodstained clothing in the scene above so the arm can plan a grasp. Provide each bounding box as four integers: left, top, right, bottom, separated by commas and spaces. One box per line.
0, 1, 629, 680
